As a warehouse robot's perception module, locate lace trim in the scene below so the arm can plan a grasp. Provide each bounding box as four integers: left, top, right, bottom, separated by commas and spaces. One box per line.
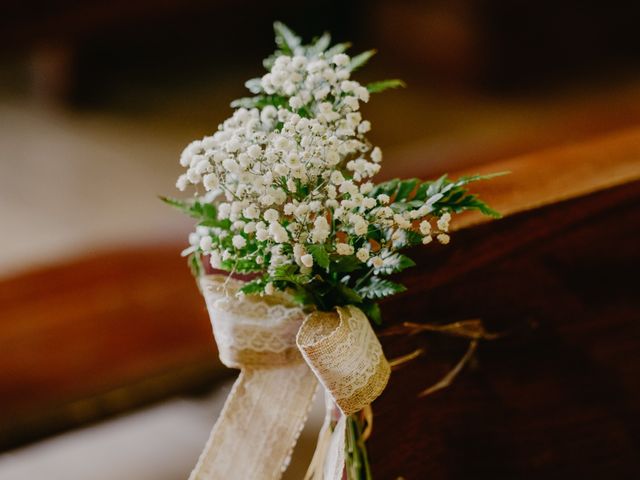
200, 276, 306, 363
297, 305, 390, 414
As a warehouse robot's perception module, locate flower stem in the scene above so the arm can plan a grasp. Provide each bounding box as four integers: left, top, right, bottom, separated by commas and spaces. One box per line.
345, 413, 373, 480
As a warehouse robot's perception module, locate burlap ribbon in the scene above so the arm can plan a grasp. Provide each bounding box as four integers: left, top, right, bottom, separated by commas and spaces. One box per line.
189, 275, 390, 480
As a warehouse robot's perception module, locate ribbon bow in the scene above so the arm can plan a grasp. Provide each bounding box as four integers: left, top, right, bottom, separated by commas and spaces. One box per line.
189, 275, 390, 480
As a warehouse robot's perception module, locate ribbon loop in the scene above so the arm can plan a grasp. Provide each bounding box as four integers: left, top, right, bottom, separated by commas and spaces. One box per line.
297, 305, 390, 415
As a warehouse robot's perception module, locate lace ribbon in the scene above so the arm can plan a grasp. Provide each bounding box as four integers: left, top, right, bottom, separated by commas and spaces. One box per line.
189, 275, 390, 480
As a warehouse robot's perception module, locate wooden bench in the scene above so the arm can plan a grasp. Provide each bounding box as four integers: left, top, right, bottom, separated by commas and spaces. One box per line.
1, 127, 639, 477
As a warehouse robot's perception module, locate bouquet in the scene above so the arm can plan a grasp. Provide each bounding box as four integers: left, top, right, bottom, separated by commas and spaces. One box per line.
164, 22, 499, 480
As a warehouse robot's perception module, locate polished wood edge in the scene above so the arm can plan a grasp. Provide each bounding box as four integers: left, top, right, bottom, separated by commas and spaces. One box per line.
450, 126, 640, 230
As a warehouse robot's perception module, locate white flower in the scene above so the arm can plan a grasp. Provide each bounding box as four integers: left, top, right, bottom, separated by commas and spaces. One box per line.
222, 158, 239, 173
264, 208, 279, 222
330, 170, 345, 185
269, 222, 289, 243
256, 229, 269, 241
393, 214, 411, 229
187, 170, 201, 184
199, 236, 213, 251
247, 144, 262, 159
370, 256, 384, 268
419, 220, 431, 235
311, 216, 331, 243
362, 197, 377, 209
264, 282, 275, 295
292, 55, 306, 69
371, 147, 382, 163
243, 205, 259, 219
377, 194, 390, 204
289, 96, 303, 109
300, 254, 314, 268
357, 120, 371, 133
232, 235, 247, 249
355, 86, 370, 103
351, 215, 368, 236
336, 243, 354, 255
284, 203, 296, 215
356, 248, 370, 262
209, 250, 222, 268
332, 53, 350, 66
343, 96, 360, 111
203, 173, 219, 190
422, 235, 433, 245
437, 213, 451, 232
218, 203, 231, 219
437, 234, 450, 244
260, 194, 275, 206
176, 174, 188, 191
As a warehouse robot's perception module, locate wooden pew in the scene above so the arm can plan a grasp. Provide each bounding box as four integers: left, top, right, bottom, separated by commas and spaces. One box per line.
373, 128, 640, 478
0, 128, 639, 478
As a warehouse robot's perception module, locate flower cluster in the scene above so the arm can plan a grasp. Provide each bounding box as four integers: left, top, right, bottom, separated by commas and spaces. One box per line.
167, 23, 499, 318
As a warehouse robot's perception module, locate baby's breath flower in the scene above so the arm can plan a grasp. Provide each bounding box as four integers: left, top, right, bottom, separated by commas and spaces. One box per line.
232, 235, 247, 249
210, 250, 222, 268
264, 209, 279, 223
370, 256, 384, 268
356, 248, 370, 262
199, 236, 213, 251
437, 213, 451, 232
437, 234, 450, 244
300, 254, 314, 268
336, 243, 354, 256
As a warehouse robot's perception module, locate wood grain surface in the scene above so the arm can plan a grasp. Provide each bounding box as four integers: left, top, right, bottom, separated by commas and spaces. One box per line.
0, 127, 639, 479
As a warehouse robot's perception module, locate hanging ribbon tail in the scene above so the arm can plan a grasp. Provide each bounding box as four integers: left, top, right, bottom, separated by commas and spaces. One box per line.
324, 414, 347, 480
189, 364, 317, 479
304, 392, 335, 480
191, 276, 318, 480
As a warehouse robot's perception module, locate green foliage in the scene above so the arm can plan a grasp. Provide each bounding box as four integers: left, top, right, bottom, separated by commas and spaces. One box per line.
240, 277, 267, 295
324, 42, 352, 57
366, 79, 406, 93
331, 255, 362, 274
307, 31, 331, 56
160, 196, 220, 223
231, 22, 405, 118
273, 21, 301, 54
188, 253, 203, 278
374, 253, 416, 275
338, 283, 364, 303
360, 302, 382, 325
370, 173, 507, 218
230, 94, 289, 110
307, 244, 330, 270
357, 277, 406, 300
349, 49, 376, 71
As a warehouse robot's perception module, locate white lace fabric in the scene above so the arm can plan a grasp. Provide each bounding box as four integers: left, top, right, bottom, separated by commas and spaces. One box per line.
190, 275, 390, 479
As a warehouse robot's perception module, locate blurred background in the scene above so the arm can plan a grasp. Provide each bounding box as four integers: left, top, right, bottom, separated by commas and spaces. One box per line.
1, 1, 639, 479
